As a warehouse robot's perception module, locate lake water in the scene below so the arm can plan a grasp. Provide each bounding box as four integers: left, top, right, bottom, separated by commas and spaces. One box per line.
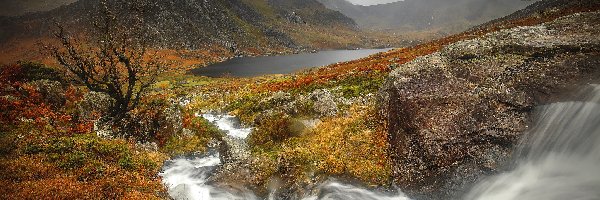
190, 49, 392, 77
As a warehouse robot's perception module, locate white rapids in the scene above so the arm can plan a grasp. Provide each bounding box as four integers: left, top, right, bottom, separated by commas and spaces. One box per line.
465, 85, 600, 200
160, 113, 412, 200
302, 182, 411, 200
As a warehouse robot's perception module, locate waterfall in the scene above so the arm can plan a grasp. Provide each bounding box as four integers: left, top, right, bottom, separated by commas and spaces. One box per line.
465, 85, 600, 200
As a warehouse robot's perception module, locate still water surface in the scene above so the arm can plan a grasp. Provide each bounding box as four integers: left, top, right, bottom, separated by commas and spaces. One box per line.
190, 49, 392, 77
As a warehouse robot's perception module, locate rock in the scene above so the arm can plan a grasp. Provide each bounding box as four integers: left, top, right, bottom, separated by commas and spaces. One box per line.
285, 11, 304, 24
94, 121, 113, 139
161, 104, 184, 136
308, 89, 338, 117
288, 118, 321, 135
167, 184, 193, 200
136, 141, 159, 151
78, 91, 115, 120
379, 11, 600, 200
29, 79, 65, 107
262, 91, 293, 107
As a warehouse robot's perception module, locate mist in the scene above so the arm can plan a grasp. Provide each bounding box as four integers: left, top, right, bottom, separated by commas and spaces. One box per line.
318, 0, 535, 33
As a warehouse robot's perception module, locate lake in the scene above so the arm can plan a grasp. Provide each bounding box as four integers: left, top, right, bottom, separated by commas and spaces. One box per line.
190, 48, 392, 77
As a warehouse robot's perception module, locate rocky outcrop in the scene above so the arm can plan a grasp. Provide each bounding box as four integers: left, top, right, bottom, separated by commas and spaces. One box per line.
379, 11, 600, 200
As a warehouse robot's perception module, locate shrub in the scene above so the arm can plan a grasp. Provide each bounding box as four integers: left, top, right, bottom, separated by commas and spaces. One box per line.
163, 111, 221, 156
249, 112, 295, 150
18, 61, 65, 83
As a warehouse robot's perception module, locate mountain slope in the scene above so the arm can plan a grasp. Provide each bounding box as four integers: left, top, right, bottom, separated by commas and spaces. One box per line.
317, 0, 532, 34
0, 0, 393, 65
0, 0, 77, 16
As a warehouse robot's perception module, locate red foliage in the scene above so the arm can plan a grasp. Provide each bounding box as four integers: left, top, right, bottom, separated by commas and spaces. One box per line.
256, 6, 600, 93
0, 64, 92, 134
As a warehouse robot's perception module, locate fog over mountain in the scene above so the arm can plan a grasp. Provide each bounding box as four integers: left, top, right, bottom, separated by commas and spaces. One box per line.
318, 0, 535, 33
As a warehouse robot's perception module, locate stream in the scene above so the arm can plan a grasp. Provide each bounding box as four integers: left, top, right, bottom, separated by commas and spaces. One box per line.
159, 113, 410, 200
160, 85, 600, 200
465, 85, 600, 200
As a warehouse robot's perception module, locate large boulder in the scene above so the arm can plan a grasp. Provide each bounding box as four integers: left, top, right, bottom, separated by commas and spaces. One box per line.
379, 11, 600, 199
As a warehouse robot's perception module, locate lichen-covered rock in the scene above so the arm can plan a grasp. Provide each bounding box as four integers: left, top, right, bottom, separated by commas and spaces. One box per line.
262, 91, 293, 108
78, 91, 115, 120
29, 79, 65, 107
379, 11, 600, 200
307, 89, 338, 117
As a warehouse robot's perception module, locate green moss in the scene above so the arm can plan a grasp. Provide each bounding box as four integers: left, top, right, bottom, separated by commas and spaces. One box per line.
162, 113, 222, 156
59, 151, 87, 170
18, 61, 66, 83
118, 154, 136, 170
19, 133, 161, 173
153, 80, 172, 89
226, 93, 270, 124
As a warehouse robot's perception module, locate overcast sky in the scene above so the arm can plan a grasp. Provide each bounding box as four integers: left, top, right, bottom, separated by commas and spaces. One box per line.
346, 0, 404, 6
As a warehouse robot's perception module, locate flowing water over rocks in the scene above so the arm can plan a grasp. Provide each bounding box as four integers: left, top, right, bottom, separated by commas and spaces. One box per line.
160, 113, 411, 200
160, 84, 600, 200
465, 85, 600, 200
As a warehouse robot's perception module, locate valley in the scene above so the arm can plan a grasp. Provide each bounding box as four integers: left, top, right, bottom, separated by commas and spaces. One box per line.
1, 0, 599, 200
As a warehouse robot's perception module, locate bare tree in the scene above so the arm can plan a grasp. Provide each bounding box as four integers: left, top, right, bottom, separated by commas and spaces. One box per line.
49, 0, 162, 121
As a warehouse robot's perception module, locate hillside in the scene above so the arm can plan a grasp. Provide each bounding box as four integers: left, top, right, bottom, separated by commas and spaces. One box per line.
0, 0, 78, 16
176, 0, 599, 199
0, 0, 400, 66
317, 0, 532, 34
1, 0, 599, 199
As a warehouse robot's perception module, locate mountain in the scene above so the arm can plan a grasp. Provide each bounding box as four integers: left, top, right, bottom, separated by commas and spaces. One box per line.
0, 0, 78, 16
317, 0, 533, 34
0, 0, 397, 65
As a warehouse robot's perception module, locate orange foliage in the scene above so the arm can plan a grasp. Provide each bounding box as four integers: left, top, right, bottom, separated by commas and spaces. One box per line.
0, 64, 92, 134
0, 63, 167, 199
258, 6, 600, 93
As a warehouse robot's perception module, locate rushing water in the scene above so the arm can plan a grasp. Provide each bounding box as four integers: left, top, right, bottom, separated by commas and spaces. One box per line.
160, 113, 411, 200
302, 182, 410, 200
465, 85, 600, 200
190, 49, 392, 77
161, 85, 600, 200
160, 113, 257, 200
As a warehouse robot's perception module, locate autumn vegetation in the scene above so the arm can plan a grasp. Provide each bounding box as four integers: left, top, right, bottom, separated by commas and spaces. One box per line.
1, 1, 599, 199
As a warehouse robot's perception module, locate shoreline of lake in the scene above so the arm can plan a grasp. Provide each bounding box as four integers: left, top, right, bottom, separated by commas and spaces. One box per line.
190, 48, 393, 77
